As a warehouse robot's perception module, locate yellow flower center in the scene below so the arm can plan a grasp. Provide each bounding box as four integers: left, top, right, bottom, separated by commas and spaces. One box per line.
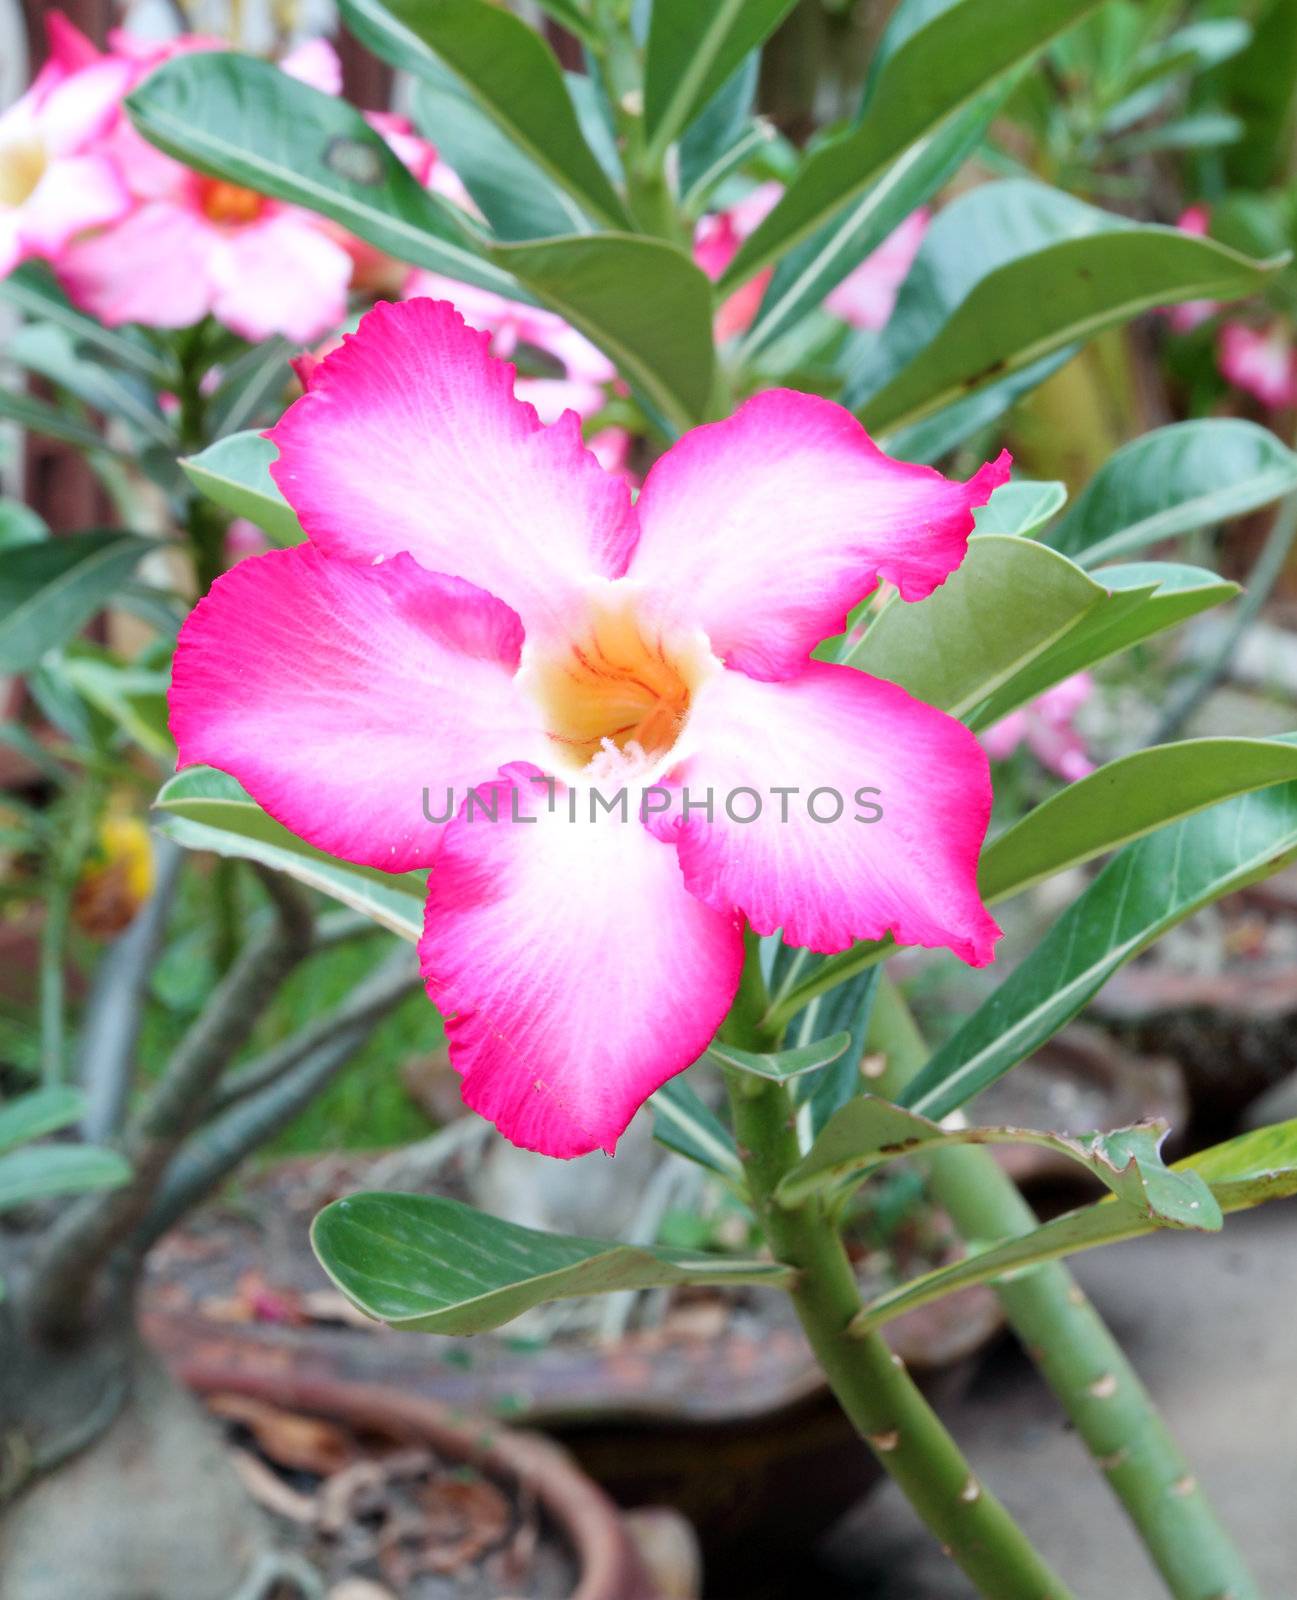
0, 133, 47, 209
199, 177, 266, 226
525, 586, 718, 779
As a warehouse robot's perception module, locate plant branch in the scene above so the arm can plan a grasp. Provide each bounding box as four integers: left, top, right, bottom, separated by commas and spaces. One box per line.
131, 949, 420, 1252
723, 941, 1074, 1600
867, 975, 1262, 1600
26, 870, 313, 1344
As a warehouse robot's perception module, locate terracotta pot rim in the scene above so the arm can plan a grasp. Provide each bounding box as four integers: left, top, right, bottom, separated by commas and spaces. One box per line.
180, 1361, 653, 1600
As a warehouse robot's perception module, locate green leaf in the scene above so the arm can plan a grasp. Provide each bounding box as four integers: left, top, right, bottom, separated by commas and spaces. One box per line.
679, 52, 761, 208
981, 737, 1297, 904
0, 532, 153, 675
0, 1087, 84, 1153
743, 91, 998, 358
0, 499, 48, 549
340, 0, 629, 229
973, 479, 1068, 537
708, 1030, 851, 1085
968, 562, 1237, 731
651, 1077, 742, 1181
847, 535, 1106, 717
60, 654, 173, 761
126, 51, 520, 299
903, 755, 1297, 1122
1109, 112, 1243, 159
311, 1190, 792, 1333
849, 180, 1281, 435
1047, 420, 1297, 568
492, 234, 715, 432
777, 1097, 1220, 1228
208, 338, 294, 436
1219, 0, 1297, 188
6, 323, 172, 447
153, 768, 426, 942
181, 431, 305, 548
410, 74, 587, 241
851, 1119, 1297, 1335
720, 0, 1106, 292
642, 0, 798, 163
0, 262, 173, 384
0, 1144, 131, 1214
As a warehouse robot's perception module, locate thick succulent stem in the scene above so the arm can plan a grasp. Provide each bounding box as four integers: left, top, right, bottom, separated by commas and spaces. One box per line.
723, 944, 1073, 1600
868, 975, 1261, 1600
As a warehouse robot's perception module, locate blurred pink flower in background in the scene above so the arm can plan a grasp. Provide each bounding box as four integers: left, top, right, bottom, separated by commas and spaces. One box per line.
1165, 205, 1220, 334
695, 182, 929, 341
0, 16, 131, 275
1217, 322, 1297, 410
982, 672, 1095, 783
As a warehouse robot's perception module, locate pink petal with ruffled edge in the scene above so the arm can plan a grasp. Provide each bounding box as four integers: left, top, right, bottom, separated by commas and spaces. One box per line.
212, 209, 352, 343
419, 765, 744, 1157
649, 663, 1000, 964
169, 546, 548, 872
57, 200, 217, 328
629, 388, 1009, 681
266, 298, 638, 640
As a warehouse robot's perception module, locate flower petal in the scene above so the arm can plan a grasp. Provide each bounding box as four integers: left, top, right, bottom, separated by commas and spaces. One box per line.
211, 210, 352, 343
651, 663, 1001, 964
169, 545, 547, 872
266, 298, 637, 640
58, 201, 217, 328
629, 389, 1009, 681
17, 155, 130, 255
419, 765, 744, 1157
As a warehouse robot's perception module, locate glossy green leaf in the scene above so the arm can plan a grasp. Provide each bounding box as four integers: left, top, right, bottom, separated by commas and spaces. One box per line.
492, 234, 715, 431
968, 562, 1237, 731
311, 1191, 791, 1332
181, 432, 304, 548
0, 532, 153, 675
848, 535, 1106, 717
849, 181, 1280, 435
973, 479, 1068, 537
743, 91, 997, 358
126, 51, 519, 298
720, 0, 1105, 292
642, 0, 798, 162
651, 1077, 742, 1181
410, 74, 587, 240
708, 1030, 851, 1085
981, 738, 1297, 904
679, 52, 761, 208
208, 337, 293, 436
340, 0, 628, 228
153, 768, 426, 942
0, 262, 173, 384
0, 1144, 131, 1214
0, 1087, 84, 1153
1047, 420, 1297, 568
851, 1119, 1297, 1335
778, 1098, 1220, 1228
60, 654, 173, 761
903, 755, 1297, 1121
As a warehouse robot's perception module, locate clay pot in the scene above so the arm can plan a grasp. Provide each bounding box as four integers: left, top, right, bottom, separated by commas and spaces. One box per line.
178, 1361, 658, 1600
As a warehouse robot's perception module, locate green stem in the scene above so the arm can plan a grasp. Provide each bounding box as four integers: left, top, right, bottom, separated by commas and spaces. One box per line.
724, 945, 1073, 1600
868, 976, 1262, 1600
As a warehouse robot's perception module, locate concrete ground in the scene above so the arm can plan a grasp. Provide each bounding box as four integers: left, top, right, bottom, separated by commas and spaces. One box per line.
820, 1203, 1297, 1598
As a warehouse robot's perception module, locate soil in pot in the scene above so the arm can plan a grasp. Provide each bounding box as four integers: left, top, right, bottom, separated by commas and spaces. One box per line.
201, 1391, 578, 1599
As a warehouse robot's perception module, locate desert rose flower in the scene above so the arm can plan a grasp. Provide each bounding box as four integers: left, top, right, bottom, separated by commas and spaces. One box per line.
0, 18, 131, 277
1218, 322, 1297, 410
982, 672, 1095, 783
169, 298, 1006, 1158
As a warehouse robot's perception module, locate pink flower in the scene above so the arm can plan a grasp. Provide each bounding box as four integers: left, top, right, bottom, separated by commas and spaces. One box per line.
53, 30, 354, 341
696, 184, 928, 341
1165, 206, 1220, 334
1217, 322, 1297, 410
169, 298, 1006, 1158
982, 673, 1095, 783
0, 19, 132, 277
